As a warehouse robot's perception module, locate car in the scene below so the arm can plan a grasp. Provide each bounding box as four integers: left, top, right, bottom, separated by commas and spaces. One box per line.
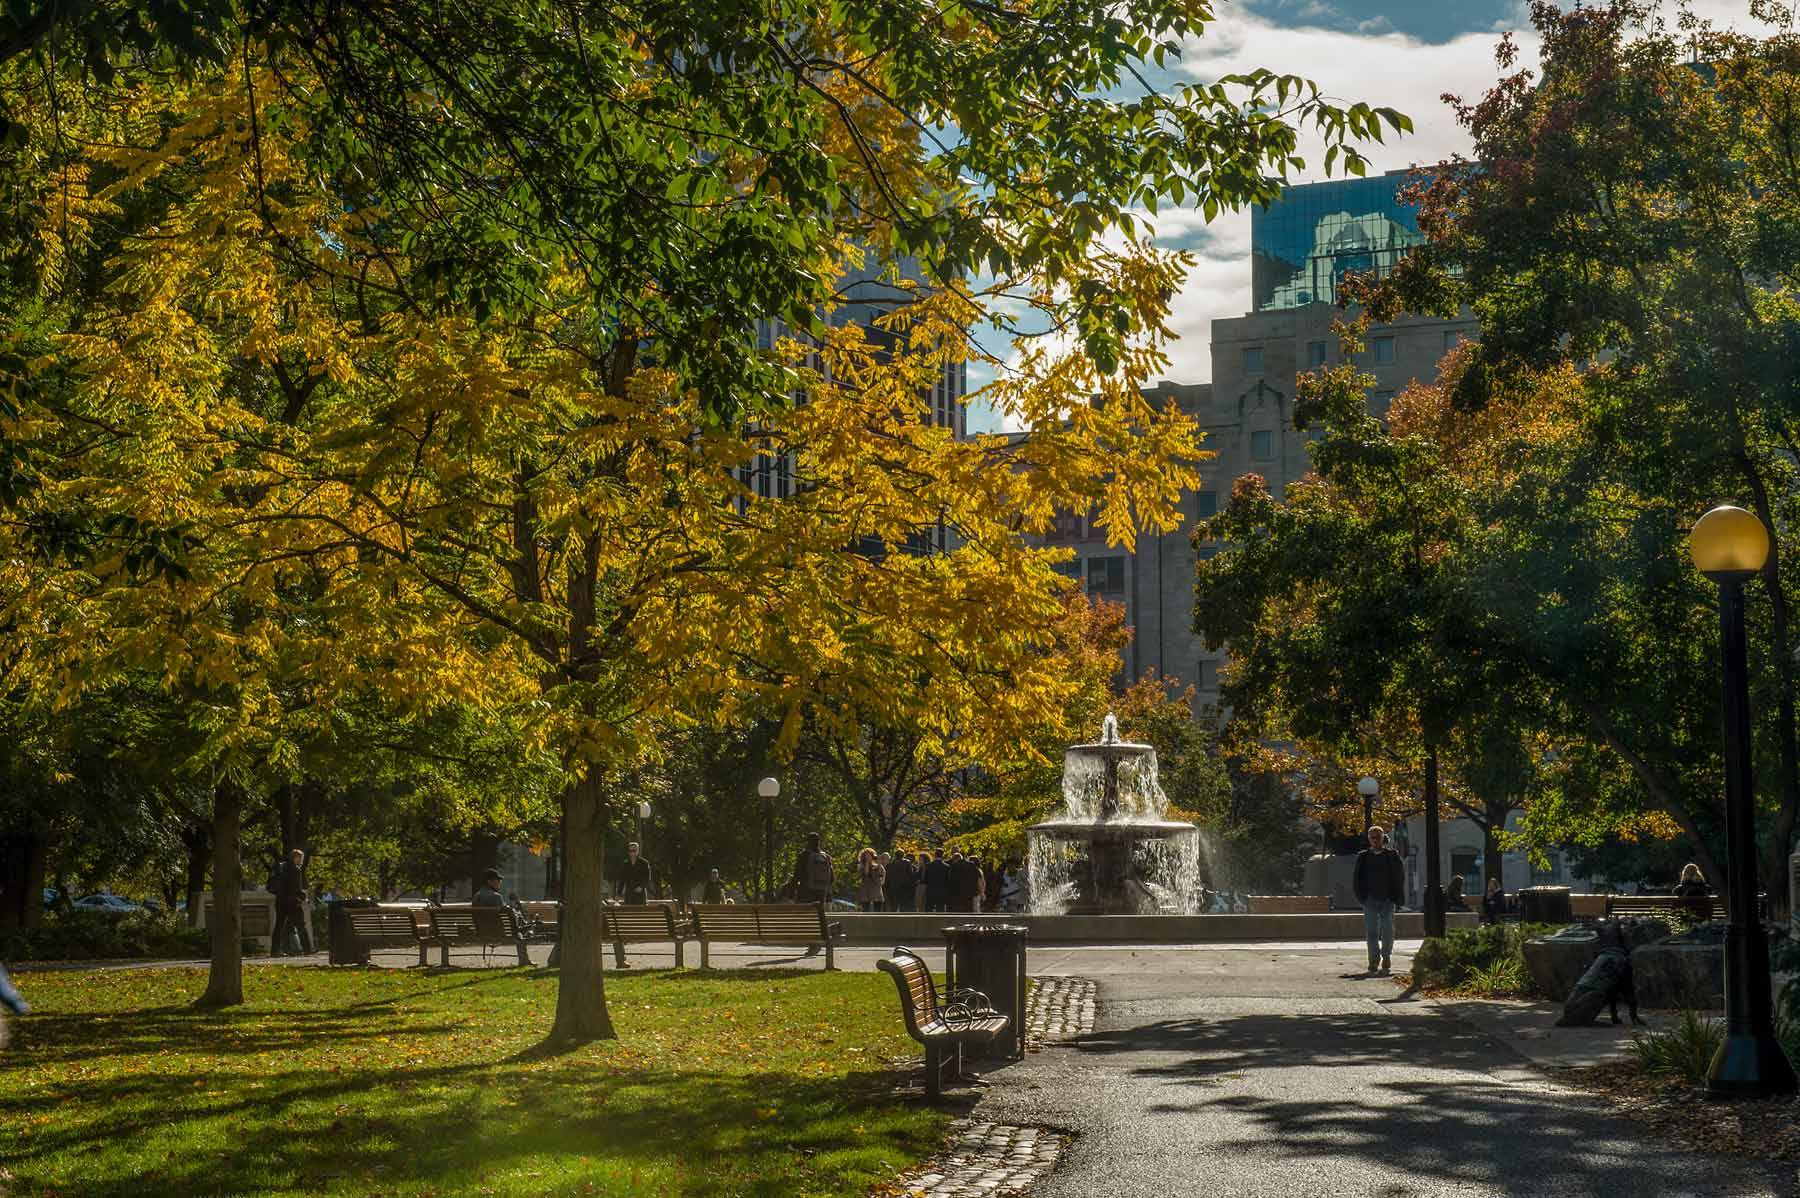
72, 894, 142, 915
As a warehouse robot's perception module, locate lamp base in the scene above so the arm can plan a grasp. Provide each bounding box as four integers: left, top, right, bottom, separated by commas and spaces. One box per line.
1706, 1031, 1798, 1100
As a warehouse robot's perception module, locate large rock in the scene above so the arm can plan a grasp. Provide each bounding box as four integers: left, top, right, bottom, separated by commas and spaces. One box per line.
1630, 921, 1726, 1009
1522, 919, 1671, 1002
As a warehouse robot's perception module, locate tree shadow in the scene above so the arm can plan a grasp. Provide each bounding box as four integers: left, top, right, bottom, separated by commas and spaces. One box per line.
1076, 1009, 1784, 1195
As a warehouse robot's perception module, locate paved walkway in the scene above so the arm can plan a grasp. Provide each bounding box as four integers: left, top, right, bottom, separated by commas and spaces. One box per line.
969, 943, 1789, 1198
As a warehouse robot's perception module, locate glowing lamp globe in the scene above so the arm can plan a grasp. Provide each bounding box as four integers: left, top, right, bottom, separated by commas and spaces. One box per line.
1690, 506, 1770, 580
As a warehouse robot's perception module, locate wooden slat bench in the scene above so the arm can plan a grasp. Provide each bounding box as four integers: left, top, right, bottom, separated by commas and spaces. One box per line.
424, 905, 531, 967
601, 904, 691, 968
344, 906, 431, 966
1604, 895, 1723, 921
877, 947, 1011, 1099
688, 902, 845, 969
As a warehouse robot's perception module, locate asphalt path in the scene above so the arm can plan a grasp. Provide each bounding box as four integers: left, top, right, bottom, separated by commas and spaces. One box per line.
971, 943, 1789, 1198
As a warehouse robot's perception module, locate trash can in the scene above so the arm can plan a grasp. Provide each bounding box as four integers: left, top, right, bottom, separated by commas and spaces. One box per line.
941, 923, 1028, 1060
1517, 886, 1573, 924
327, 897, 378, 965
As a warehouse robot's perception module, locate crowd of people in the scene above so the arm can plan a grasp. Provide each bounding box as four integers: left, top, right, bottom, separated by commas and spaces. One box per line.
847, 845, 1027, 913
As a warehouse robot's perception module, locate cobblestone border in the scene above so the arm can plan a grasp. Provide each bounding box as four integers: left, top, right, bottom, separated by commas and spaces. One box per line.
892, 1121, 1067, 1197
1024, 976, 1096, 1044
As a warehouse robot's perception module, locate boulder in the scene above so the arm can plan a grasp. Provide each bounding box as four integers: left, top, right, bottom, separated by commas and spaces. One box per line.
1630, 921, 1726, 1009
1522, 919, 1670, 1002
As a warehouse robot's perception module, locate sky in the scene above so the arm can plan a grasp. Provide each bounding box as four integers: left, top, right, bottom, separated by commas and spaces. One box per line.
963, 0, 1786, 432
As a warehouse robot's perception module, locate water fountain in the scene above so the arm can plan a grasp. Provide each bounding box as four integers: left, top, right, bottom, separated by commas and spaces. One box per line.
1026, 713, 1204, 914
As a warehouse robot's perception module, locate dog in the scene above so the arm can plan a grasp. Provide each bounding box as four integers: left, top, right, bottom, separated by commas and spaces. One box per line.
1555, 924, 1644, 1027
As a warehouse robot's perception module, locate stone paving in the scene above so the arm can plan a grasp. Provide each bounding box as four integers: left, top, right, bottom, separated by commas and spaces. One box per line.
1023, 976, 1095, 1044
893, 1121, 1068, 1198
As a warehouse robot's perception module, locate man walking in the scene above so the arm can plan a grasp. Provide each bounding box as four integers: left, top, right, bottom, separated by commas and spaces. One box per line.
614, 842, 654, 905
792, 832, 834, 904
269, 848, 313, 957
922, 849, 950, 913
884, 849, 916, 912
1354, 825, 1406, 976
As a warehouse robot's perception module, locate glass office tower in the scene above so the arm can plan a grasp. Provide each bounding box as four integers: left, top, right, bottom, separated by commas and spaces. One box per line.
1250, 170, 1426, 311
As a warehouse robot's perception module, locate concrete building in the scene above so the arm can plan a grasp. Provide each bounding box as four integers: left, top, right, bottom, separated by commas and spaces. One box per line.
1042, 170, 1476, 703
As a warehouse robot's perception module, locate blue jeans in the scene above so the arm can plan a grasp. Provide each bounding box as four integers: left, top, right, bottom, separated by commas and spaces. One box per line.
0, 963, 26, 1016
1363, 900, 1395, 966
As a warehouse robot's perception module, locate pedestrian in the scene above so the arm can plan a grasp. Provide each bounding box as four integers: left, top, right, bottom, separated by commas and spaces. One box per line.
949, 851, 982, 914
1353, 825, 1405, 976
982, 859, 1001, 914
885, 849, 916, 912
914, 852, 930, 910
1674, 862, 1714, 921
1481, 877, 1506, 924
0, 960, 26, 1050
855, 848, 886, 911
922, 849, 950, 912
703, 868, 726, 904
269, 848, 313, 957
999, 860, 1026, 912
615, 842, 654, 905
792, 832, 834, 904
472, 867, 506, 907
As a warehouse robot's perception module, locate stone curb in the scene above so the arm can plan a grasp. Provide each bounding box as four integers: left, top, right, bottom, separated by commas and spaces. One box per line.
892, 1121, 1068, 1197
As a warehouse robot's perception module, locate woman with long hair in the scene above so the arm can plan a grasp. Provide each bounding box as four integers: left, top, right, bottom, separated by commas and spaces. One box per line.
855, 847, 886, 912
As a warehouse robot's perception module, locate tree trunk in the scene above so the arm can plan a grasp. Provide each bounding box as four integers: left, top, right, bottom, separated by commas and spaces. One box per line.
182, 824, 211, 928
196, 780, 245, 1009
1482, 809, 1503, 894
470, 831, 501, 894
548, 770, 615, 1046
0, 829, 45, 929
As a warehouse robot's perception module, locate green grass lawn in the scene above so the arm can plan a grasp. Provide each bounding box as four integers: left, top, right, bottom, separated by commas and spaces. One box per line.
1, 965, 947, 1197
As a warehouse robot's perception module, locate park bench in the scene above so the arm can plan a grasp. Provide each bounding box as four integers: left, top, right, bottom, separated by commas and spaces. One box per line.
876, 947, 1011, 1099
688, 902, 845, 969
423, 905, 531, 967
1604, 895, 1724, 921
601, 904, 691, 967
344, 906, 432, 966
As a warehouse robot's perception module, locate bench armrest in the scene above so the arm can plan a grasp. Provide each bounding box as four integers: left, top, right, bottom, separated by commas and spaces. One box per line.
825, 921, 845, 938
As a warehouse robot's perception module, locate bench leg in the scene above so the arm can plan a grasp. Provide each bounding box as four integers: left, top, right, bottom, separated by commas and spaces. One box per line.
417, 942, 428, 968
925, 1044, 942, 1100
439, 943, 450, 968
700, 939, 710, 969
674, 939, 684, 969
613, 940, 627, 968
515, 940, 530, 967
823, 940, 836, 971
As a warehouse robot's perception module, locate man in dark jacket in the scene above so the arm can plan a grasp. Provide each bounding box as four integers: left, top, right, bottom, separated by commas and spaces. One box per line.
885, 851, 916, 912
922, 849, 951, 912
792, 832, 834, 904
614, 842, 654, 905
269, 848, 312, 957
472, 868, 506, 907
949, 851, 982, 914
1353, 825, 1406, 975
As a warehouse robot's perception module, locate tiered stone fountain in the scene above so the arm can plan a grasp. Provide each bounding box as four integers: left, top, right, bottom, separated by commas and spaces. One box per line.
1026, 714, 1203, 914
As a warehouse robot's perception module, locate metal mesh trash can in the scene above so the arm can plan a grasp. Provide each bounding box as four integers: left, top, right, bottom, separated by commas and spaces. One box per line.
941, 923, 1028, 1060
1518, 886, 1572, 924
327, 897, 378, 965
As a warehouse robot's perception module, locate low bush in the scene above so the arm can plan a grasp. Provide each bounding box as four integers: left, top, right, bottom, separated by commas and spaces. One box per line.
0, 910, 211, 962
1410, 922, 1559, 996
1630, 1008, 1726, 1085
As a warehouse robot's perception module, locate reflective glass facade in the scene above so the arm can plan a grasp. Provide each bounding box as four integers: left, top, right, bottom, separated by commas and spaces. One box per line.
1251, 171, 1424, 311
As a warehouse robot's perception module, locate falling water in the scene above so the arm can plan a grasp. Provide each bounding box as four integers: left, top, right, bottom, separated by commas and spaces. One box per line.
1024, 714, 1205, 915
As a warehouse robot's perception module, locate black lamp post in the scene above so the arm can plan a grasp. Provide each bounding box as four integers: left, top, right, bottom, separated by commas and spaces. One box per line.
1358, 775, 1378, 834
1689, 504, 1796, 1099
758, 776, 780, 902
1423, 746, 1444, 938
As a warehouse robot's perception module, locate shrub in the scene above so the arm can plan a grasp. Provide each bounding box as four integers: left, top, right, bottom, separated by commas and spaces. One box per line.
0, 910, 211, 962
1410, 922, 1558, 996
1630, 1008, 1725, 1085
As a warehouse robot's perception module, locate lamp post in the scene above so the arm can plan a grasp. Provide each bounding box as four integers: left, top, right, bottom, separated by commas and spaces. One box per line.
758, 777, 780, 903
1423, 746, 1444, 938
636, 800, 652, 873
1357, 776, 1379, 833
1689, 504, 1796, 1099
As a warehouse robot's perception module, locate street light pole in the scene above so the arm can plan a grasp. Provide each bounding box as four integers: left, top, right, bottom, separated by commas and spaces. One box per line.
1423, 746, 1444, 938
758, 776, 780, 903
1690, 504, 1796, 1099
1357, 776, 1379, 834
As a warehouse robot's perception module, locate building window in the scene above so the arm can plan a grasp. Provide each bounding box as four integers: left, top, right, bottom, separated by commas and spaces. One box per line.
1194, 660, 1210, 689
1372, 390, 1394, 415
1196, 490, 1218, 518
1372, 336, 1395, 364
1241, 346, 1264, 375
1051, 559, 1081, 581
1307, 340, 1328, 368
1086, 556, 1125, 593
1250, 429, 1274, 459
